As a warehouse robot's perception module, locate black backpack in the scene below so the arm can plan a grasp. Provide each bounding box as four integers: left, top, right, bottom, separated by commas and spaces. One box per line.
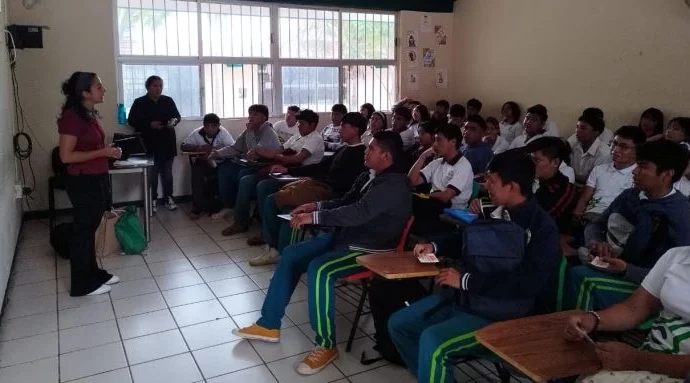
50, 222, 73, 259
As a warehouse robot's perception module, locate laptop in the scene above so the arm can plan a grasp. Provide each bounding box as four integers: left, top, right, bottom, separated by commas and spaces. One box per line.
113, 133, 147, 158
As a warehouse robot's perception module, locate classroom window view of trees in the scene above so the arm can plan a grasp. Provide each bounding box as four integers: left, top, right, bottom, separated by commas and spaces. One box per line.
116, 0, 396, 118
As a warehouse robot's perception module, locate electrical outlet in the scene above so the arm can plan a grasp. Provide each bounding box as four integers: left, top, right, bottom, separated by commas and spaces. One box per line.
14, 185, 23, 199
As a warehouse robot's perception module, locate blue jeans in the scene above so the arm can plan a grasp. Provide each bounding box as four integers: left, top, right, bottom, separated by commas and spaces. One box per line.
388, 295, 492, 383
217, 162, 254, 209
261, 193, 295, 252
566, 265, 638, 311
256, 233, 365, 348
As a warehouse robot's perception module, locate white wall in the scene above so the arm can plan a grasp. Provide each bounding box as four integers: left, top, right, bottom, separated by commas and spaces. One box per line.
0, 0, 26, 315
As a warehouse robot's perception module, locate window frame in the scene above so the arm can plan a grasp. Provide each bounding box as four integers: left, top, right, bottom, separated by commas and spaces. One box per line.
113, 0, 397, 118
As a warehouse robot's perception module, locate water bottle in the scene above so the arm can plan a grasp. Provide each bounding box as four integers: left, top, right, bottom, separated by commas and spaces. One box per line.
117, 104, 127, 125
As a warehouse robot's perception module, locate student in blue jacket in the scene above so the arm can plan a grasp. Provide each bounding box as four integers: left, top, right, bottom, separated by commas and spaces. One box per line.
567, 139, 690, 311
231, 131, 413, 376
388, 149, 562, 383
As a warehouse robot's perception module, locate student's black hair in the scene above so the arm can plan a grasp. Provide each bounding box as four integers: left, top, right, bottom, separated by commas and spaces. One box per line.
438, 123, 463, 146
501, 101, 521, 121
524, 136, 572, 166
295, 109, 319, 126
287, 105, 300, 113
341, 112, 368, 136
59, 71, 100, 122
488, 149, 536, 198
248, 104, 269, 118
466, 115, 487, 130
393, 106, 412, 122
526, 104, 548, 122
372, 130, 404, 170
639, 107, 665, 135
582, 107, 604, 121
145, 75, 163, 89
419, 119, 443, 136
668, 117, 690, 142
449, 104, 466, 119
436, 99, 450, 110
614, 125, 647, 146
203, 113, 220, 126
578, 114, 605, 133
467, 98, 483, 112
360, 103, 375, 120
371, 111, 388, 129
414, 104, 431, 122
409, 100, 422, 107
486, 116, 500, 132
637, 139, 690, 183
331, 103, 348, 115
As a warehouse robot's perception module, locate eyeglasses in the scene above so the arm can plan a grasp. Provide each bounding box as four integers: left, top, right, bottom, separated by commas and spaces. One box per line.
610, 141, 635, 151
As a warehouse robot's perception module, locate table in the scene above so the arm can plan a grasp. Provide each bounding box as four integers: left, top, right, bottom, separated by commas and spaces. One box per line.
356, 252, 440, 279
109, 157, 154, 242
475, 310, 601, 382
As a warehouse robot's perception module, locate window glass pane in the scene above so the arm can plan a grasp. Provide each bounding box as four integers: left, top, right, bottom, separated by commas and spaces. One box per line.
122, 64, 201, 117
342, 12, 395, 60
200, 3, 270, 57
282, 67, 339, 112
118, 0, 198, 56
343, 65, 396, 112
203, 64, 274, 118
279, 8, 339, 59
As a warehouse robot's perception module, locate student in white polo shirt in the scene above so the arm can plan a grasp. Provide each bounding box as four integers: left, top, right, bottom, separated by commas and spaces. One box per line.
509, 104, 549, 149
272, 105, 300, 143
567, 107, 614, 147
408, 123, 474, 235
573, 126, 646, 224
569, 114, 612, 185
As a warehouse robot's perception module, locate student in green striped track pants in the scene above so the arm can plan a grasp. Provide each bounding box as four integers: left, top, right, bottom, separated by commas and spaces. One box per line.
566, 265, 638, 311
388, 295, 492, 383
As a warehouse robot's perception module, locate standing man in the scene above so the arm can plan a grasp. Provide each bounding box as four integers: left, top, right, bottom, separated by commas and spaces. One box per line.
127, 75, 181, 212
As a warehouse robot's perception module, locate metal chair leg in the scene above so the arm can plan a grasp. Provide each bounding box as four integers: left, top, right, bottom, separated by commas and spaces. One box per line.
346, 279, 369, 352
494, 361, 511, 383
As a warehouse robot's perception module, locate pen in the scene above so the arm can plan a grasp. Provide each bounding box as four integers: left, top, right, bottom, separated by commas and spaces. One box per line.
580, 329, 597, 347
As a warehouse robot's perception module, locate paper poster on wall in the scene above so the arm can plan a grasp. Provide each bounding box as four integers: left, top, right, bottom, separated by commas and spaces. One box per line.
406, 49, 419, 68
420, 14, 432, 33
423, 48, 435, 68
434, 25, 447, 45
406, 30, 418, 48
407, 71, 420, 90
436, 69, 448, 88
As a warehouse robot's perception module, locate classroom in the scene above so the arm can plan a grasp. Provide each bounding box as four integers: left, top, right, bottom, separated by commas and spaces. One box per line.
1, 0, 690, 382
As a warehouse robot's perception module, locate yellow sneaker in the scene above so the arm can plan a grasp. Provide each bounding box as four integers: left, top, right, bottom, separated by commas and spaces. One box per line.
296, 347, 339, 375
232, 324, 280, 343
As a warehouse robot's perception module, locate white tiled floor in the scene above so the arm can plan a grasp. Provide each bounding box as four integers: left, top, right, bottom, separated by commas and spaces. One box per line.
0, 207, 512, 383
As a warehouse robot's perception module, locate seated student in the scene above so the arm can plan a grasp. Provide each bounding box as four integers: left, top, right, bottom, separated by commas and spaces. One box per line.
406, 120, 439, 170
209, 104, 280, 220
564, 246, 690, 382
573, 126, 646, 225
665, 117, 690, 196
180, 113, 235, 219
461, 115, 494, 174
484, 117, 510, 154
362, 111, 387, 147
272, 105, 300, 143
466, 98, 482, 117
408, 124, 474, 234
509, 104, 549, 149
232, 131, 413, 375
526, 137, 578, 235
569, 113, 612, 185
433, 99, 450, 121
248, 112, 368, 266
567, 139, 690, 311
389, 150, 561, 383
221, 109, 325, 236
322, 104, 347, 151
391, 106, 416, 151
567, 107, 614, 146
359, 103, 375, 121
639, 107, 665, 142
410, 104, 431, 139
448, 104, 466, 127
499, 101, 523, 144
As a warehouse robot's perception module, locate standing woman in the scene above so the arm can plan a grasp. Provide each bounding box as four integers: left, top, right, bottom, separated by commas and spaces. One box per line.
127, 75, 181, 212
58, 72, 121, 296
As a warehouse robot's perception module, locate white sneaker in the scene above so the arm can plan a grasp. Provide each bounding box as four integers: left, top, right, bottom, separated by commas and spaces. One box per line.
152, 199, 158, 213
166, 197, 178, 211
105, 275, 120, 285
211, 208, 231, 220
87, 284, 111, 296
249, 246, 280, 266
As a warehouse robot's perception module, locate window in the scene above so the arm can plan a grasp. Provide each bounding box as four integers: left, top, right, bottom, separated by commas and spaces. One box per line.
116, 1, 396, 118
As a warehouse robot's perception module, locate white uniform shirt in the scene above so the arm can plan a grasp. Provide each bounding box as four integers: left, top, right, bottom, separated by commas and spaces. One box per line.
509, 133, 544, 150
585, 162, 636, 214
569, 137, 612, 182
421, 155, 474, 208
273, 119, 298, 142
182, 125, 235, 149
284, 130, 325, 166
499, 120, 523, 144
